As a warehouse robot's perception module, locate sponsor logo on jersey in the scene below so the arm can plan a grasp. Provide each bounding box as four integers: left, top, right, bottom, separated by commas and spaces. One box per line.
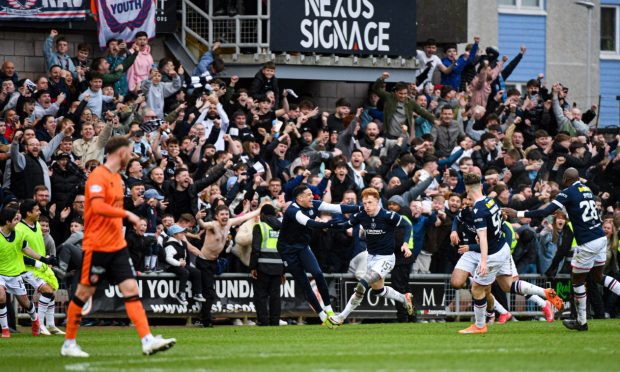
90, 184, 103, 193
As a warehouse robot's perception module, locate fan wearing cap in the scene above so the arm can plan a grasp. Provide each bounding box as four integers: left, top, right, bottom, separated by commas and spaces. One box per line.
50, 152, 84, 211
164, 224, 205, 306
249, 204, 284, 326
34, 89, 64, 120
326, 98, 351, 133
138, 188, 168, 273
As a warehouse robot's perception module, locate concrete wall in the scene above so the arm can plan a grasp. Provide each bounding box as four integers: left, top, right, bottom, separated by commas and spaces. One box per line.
546, 0, 600, 109
0, 29, 167, 80
463, 0, 498, 53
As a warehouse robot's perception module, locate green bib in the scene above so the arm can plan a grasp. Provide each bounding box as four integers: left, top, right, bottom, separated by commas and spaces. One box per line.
15, 221, 46, 258
0, 229, 27, 277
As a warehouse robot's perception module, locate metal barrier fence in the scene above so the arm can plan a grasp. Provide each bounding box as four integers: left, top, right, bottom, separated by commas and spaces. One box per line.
182, 0, 270, 55
16, 273, 570, 320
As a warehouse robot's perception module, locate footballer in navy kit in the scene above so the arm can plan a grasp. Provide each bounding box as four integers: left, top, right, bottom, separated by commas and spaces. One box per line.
457, 173, 513, 334
504, 168, 620, 331
327, 188, 414, 326
278, 185, 361, 328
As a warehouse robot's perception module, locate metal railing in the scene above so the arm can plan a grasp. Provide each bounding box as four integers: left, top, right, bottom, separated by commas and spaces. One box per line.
182, 0, 270, 55
15, 273, 570, 320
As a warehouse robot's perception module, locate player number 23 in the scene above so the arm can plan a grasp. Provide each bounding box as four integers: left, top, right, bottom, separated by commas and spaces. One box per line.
579, 200, 598, 222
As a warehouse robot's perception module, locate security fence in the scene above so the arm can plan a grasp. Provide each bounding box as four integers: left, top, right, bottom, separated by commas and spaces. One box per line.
182, 0, 270, 55
15, 273, 571, 321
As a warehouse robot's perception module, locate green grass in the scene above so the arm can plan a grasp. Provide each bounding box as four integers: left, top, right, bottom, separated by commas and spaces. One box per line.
3, 320, 620, 371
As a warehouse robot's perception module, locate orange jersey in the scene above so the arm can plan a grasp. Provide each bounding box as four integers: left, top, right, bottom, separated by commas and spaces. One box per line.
83, 165, 127, 252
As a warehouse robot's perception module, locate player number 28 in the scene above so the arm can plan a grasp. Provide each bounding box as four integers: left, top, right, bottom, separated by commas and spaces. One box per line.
579, 200, 598, 222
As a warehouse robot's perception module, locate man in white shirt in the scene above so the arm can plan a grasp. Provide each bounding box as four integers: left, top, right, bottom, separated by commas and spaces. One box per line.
415, 39, 455, 88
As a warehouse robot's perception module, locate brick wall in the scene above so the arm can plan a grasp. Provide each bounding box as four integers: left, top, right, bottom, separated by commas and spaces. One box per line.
0, 29, 167, 81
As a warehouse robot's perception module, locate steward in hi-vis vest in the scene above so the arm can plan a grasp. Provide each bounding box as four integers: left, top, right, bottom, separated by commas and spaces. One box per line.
250, 204, 284, 326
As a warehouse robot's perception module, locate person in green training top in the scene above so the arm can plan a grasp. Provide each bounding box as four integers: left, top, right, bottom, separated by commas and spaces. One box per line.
16, 199, 64, 336
0, 207, 55, 338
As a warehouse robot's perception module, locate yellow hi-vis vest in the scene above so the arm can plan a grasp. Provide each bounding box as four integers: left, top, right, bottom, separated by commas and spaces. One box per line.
503, 221, 517, 254
257, 222, 282, 265
566, 222, 578, 249
402, 215, 414, 249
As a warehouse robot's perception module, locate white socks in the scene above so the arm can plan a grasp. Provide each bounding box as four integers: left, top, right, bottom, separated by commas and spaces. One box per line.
604, 276, 620, 295
473, 298, 487, 328
379, 286, 406, 304
27, 302, 37, 321
46, 301, 56, 327
38, 295, 53, 327
526, 295, 547, 308
339, 293, 363, 321
573, 284, 587, 325
0, 304, 8, 329
512, 280, 546, 297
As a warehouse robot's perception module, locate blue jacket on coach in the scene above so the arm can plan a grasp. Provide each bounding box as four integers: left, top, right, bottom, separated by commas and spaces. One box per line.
278, 200, 361, 252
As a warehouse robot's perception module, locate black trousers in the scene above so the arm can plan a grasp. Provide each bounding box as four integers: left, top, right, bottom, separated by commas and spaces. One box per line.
391, 263, 412, 322
167, 265, 203, 297
196, 257, 217, 326
253, 272, 281, 326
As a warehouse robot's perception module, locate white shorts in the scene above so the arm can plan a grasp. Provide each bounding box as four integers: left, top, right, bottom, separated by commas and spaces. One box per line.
455, 244, 512, 286
21, 271, 46, 290
499, 255, 519, 278
367, 254, 395, 279
571, 236, 608, 274
348, 251, 368, 281
0, 274, 27, 296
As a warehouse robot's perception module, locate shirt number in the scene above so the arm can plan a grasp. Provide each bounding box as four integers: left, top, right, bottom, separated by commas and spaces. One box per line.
491, 211, 502, 236
579, 200, 598, 222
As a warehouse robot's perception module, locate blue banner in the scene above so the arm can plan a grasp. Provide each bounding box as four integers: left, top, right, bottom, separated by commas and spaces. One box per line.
0, 0, 86, 21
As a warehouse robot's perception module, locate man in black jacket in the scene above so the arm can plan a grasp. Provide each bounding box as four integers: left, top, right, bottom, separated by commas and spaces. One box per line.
164, 158, 231, 219
386, 195, 415, 322
250, 204, 283, 326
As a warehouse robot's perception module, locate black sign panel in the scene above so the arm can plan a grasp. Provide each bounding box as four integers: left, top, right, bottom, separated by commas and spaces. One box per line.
270, 0, 416, 57
91, 275, 314, 316
89, 275, 445, 319
155, 0, 177, 33
342, 279, 446, 319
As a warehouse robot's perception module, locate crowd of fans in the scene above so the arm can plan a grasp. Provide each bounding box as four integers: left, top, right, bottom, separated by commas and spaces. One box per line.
0, 29, 619, 322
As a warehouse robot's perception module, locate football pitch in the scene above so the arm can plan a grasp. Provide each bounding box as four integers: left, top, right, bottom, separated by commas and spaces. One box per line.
4, 320, 619, 371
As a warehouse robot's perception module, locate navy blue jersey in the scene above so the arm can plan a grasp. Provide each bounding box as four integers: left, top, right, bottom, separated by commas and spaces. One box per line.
525, 181, 604, 245
278, 200, 361, 251
343, 208, 412, 256
473, 197, 506, 255
452, 206, 477, 245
